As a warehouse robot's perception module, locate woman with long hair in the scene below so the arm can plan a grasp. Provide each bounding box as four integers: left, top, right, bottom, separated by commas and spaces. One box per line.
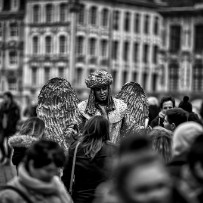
62, 115, 117, 203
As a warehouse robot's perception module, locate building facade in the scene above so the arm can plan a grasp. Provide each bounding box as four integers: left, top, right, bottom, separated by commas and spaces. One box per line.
159, 0, 203, 97
0, 0, 25, 96
23, 0, 70, 97
23, 0, 163, 97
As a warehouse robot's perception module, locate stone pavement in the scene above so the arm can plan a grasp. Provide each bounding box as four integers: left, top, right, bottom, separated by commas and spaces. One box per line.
0, 163, 16, 186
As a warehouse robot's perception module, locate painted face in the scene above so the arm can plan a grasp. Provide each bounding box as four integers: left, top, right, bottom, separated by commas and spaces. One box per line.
29, 161, 58, 183
125, 162, 172, 203
162, 101, 173, 114
94, 86, 109, 102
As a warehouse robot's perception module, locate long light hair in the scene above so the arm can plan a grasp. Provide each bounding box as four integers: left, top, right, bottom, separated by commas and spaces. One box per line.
80, 115, 110, 159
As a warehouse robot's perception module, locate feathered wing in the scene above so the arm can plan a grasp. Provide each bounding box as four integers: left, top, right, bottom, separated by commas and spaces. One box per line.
37, 78, 81, 151
116, 82, 149, 127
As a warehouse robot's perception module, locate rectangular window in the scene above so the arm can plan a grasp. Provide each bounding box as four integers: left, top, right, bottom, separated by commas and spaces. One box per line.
8, 78, 17, 91
31, 67, 37, 85
153, 45, 158, 64
194, 25, 203, 53
143, 44, 149, 63
101, 39, 108, 57
33, 36, 39, 54
124, 12, 130, 32
44, 67, 50, 82
193, 63, 203, 91
144, 15, 149, 34
78, 6, 85, 25
101, 8, 108, 27
45, 36, 52, 54
58, 67, 64, 78
89, 38, 96, 56
9, 51, 18, 64
133, 42, 139, 63
46, 4, 53, 23
76, 68, 83, 84
59, 36, 66, 54
0, 23, 2, 37
10, 22, 18, 37
113, 10, 120, 31
154, 16, 159, 35
134, 13, 140, 33
60, 4, 66, 22
33, 5, 40, 23
169, 63, 179, 91
76, 36, 84, 55
123, 41, 129, 62
89, 7, 97, 25
123, 71, 128, 85
133, 72, 137, 82
170, 25, 181, 53
112, 41, 119, 60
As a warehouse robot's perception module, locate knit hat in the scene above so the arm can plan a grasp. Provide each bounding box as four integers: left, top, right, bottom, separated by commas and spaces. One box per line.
85, 70, 113, 89
172, 121, 203, 156
178, 96, 192, 113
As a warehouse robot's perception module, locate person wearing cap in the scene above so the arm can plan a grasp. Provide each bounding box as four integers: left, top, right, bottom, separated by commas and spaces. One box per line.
78, 70, 140, 144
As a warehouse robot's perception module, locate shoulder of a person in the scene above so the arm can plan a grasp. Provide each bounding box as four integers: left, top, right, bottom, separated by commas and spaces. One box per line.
0, 187, 24, 203
78, 100, 88, 112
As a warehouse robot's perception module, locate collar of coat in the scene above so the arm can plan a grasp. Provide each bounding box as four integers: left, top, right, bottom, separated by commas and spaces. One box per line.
78, 98, 127, 123
8, 134, 39, 148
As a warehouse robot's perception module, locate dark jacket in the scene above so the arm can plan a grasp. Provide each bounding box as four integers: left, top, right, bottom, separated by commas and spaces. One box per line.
62, 141, 117, 203
0, 101, 20, 136
150, 115, 164, 128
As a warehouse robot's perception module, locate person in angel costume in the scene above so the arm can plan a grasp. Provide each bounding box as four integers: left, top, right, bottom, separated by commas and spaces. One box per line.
37, 70, 149, 150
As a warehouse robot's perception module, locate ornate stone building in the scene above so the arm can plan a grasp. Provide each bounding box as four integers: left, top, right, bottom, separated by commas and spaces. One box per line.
0, 0, 25, 95
23, 0, 163, 96
159, 0, 203, 97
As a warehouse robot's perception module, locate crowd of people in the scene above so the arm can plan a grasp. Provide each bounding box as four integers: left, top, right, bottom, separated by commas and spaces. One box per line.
0, 70, 203, 203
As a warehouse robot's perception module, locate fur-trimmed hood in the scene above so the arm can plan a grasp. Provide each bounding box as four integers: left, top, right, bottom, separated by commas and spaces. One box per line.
8, 134, 39, 148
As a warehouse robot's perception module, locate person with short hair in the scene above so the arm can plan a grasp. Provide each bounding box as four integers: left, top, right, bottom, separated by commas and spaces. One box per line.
62, 115, 117, 203
150, 96, 175, 128
8, 117, 45, 171
163, 108, 188, 132
0, 91, 20, 164
0, 140, 73, 203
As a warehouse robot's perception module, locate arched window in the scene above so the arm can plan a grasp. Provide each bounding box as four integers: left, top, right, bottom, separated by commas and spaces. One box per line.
33, 36, 39, 54
45, 36, 52, 54
89, 38, 96, 56
78, 5, 85, 25
46, 4, 53, 23
89, 6, 97, 25
33, 5, 40, 23
101, 8, 109, 27
76, 36, 84, 55
59, 35, 66, 54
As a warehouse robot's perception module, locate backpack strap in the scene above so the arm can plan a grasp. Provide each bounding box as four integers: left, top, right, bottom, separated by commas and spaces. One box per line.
69, 141, 80, 195
0, 185, 33, 203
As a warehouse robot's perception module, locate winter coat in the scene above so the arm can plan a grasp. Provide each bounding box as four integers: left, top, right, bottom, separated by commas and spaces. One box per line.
8, 134, 39, 169
0, 101, 20, 136
0, 164, 73, 203
150, 115, 164, 128
62, 141, 117, 203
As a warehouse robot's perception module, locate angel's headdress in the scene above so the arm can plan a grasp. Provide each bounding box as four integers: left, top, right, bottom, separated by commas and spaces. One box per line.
37, 77, 80, 151
85, 70, 115, 115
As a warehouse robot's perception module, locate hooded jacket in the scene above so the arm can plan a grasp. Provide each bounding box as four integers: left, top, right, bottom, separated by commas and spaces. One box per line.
8, 134, 39, 168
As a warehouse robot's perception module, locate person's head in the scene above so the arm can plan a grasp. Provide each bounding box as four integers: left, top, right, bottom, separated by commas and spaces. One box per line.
3, 91, 13, 103
172, 121, 203, 157
188, 134, 203, 183
81, 115, 110, 158
148, 126, 173, 163
160, 96, 175, 114
114, 151, 172, 203
178, 96, 192, 113
163, 108, 188, 131
24, 140, 65, 182
93, 85, 109, 102
19, 117, 45, 138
